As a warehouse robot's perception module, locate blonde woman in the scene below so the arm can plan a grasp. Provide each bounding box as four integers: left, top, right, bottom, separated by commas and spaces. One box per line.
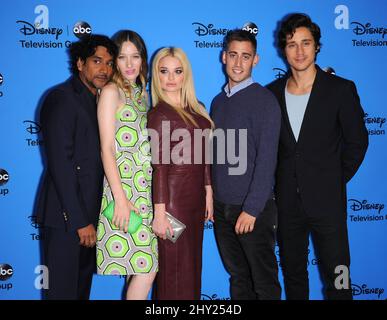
96, 30, 157, 300
148, 47, 214, 299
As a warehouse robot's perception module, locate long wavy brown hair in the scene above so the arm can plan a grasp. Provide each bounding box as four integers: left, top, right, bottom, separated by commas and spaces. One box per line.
111, 30, 148, 98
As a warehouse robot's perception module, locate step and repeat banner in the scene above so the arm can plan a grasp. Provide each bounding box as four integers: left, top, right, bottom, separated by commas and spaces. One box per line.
0, 0, 386, 300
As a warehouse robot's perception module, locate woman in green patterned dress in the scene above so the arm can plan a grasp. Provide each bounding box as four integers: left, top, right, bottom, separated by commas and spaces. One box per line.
95, 30, 157, 300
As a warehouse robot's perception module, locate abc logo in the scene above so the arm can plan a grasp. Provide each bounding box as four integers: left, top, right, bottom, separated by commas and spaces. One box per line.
0, 169, 9, 186
242, 22, 259, 36
323, 66, 336, 75
73, 21, 92, 39
0, 264, 13, 281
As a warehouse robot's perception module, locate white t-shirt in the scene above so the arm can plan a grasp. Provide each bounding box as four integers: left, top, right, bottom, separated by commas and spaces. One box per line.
285, 87, 311, 141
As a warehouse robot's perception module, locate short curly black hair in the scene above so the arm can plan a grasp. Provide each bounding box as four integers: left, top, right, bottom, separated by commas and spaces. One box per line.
68, 34, 118, 75
278, 13, 321, 55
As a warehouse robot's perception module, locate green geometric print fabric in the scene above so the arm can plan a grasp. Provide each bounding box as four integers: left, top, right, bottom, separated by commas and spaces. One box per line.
96, 84, 158, 275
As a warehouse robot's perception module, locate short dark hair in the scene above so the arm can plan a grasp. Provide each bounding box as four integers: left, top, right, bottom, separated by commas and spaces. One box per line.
68, 34, 118, 75
278, 13, 321, 54
224, 29, 257, 52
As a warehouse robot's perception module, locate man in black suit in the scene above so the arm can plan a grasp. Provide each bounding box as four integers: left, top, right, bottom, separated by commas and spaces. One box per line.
37, 35, 117, 299
267, 14, 368, 300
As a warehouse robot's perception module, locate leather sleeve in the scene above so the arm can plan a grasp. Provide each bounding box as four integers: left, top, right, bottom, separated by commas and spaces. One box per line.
147, 110, 171, 204
204, 126, 212, 186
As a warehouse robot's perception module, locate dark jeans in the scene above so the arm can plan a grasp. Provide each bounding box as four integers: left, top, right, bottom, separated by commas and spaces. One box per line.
277, 193, 353, 300
43, 227, 96, 300
214, 198, 281, 300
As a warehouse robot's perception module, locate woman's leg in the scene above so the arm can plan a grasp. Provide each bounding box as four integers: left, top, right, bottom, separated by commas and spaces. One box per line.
126, 272, 157, 300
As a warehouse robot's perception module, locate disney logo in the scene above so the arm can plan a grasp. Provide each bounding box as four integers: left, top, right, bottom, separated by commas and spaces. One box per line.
364, 113, 386, 128
23, 120, 41, 134
192, 22, 230, 37
28, 215, 43, 229
351, 22, 387, 39
16, 20, 63, 40
352, 284, 384, 299
348, 199, 385, 214
273, 68, 287, 79
201, 293, 230, 300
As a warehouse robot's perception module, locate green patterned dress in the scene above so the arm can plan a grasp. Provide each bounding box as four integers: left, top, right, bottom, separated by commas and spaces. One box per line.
96, 84, 158, 275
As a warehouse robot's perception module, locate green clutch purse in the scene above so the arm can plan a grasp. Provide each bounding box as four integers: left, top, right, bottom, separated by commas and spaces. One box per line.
102, 201, 143, 234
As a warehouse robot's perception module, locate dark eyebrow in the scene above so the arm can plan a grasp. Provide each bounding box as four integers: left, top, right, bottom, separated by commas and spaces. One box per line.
287, 38, 313, 44
92, 55, 114, 63
227, 51, 252, 56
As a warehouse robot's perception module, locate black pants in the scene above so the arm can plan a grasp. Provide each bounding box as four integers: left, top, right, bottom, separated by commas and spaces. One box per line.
277, 194, 353, 300
214, 199, 281, 300
42, 227, 96, 300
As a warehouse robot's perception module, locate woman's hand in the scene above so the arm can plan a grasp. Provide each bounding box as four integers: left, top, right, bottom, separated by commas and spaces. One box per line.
205, 185, 214, 223
152, 203, 173, 240
112, 198, 139, 233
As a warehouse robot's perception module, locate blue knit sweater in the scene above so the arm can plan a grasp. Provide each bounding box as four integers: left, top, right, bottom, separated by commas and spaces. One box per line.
210, 82, 281, 217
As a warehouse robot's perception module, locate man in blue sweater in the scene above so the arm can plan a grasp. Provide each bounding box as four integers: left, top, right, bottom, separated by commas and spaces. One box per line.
211, 29, 282, 299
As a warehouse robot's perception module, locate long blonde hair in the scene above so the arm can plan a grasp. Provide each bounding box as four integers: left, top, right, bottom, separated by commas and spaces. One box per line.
151, 47, 214, 128
111, 30, 148, 98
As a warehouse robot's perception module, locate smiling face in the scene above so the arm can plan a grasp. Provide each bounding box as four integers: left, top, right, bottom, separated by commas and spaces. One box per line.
158, 55, 184, 94
222, 40, 258, 89
116, 40, 142, 84
284, 26, 318, 73
77, 45, 114, 95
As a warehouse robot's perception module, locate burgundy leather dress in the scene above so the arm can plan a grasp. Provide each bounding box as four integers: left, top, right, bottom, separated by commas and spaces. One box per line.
147, 101, 211, 300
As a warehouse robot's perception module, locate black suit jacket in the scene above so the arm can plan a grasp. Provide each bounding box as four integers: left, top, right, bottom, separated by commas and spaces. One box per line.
267, 65, 368, 217
36, 76, 104, 231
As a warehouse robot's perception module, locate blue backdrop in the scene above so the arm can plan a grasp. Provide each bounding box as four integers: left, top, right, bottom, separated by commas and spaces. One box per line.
0, 0, 386, 300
